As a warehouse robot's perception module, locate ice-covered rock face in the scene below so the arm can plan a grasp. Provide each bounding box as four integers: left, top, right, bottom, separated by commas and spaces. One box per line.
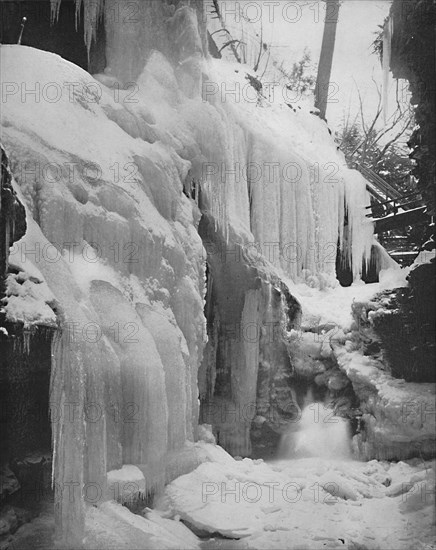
332, 301, 436, 462
1, 42, 207, 543
198, 215, 302, 457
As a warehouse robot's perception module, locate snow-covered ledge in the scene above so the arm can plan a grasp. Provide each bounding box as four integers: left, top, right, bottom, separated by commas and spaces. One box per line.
334, 345, 436, 460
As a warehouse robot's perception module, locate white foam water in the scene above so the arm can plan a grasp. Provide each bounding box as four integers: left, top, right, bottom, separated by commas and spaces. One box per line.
278, 393, 352, 460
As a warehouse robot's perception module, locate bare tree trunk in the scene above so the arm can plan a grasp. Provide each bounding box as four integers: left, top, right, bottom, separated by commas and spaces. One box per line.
212, 0, 242, 63
315, 0, 341, 121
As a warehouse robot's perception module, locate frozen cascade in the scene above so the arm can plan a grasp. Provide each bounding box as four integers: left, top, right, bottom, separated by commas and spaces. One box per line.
1, 1, 381, 544
49, 0, 375, 285
1, 44, 206, 542
189, 60, 375, 285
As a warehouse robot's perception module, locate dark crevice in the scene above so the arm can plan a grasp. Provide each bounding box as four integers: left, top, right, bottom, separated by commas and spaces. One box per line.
0, 0, 106, 74
1, 146, 56, 543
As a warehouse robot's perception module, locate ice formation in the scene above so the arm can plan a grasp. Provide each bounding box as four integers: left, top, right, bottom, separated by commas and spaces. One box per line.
0, 1, 412, 546
187, 57, 375, 285
1, 41, 207, 543
48, 0, 375, 286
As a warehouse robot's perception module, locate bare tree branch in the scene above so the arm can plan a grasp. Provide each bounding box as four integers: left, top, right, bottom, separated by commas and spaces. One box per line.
374, 117, 413, 163
253, 22, 263, 72
260, 47, 272, 80
346, 76, 414, 166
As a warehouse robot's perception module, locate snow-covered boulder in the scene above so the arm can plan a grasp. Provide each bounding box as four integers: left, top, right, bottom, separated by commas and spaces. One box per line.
335, 347, 435, 461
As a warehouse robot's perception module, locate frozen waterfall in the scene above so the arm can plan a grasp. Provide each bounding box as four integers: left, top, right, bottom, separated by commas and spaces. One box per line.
1, 1, 381, 546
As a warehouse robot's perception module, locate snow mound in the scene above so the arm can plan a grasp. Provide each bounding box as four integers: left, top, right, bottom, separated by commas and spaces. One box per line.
3, 268, 57, 326
84, 501, 199, 549
107, 465, 146, 501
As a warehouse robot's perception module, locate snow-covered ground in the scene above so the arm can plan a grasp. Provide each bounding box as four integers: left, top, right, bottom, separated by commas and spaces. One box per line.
82, 441, 435, 550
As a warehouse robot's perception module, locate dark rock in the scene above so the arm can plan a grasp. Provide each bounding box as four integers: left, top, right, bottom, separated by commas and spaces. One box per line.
0, 467, 20, 502
0, 507, 18, 536
357, 263, 436, 382
245, 73, 263, 94
1, 146, 27, 300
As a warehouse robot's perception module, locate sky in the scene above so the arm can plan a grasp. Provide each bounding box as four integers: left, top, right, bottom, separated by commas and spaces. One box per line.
210, 0, 396, 131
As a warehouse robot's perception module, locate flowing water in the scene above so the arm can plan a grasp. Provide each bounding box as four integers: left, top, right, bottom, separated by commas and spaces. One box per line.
278, 392, 352, 460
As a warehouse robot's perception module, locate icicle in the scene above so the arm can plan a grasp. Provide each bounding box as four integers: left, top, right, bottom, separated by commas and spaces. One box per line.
341, 169, 374, 280
49, 327, 86, 545
74, 0, 81, 32
50, 0, 102, 56
78, 0, 104, 58
50, 0, 61, 24
382, 16, 393, 124
23, 328, 31, 354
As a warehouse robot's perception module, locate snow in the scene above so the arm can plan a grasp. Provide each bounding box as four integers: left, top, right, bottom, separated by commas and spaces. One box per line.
193, 441, 236, 467
84, 501, 200, 549
3, 269, 57, 326
162, 449, 435, 549
65, 245, 122, 296
412, 249, 436, 267
198, 424, 217, 445
377, 265, 409, 289
198, 58, 375, 284
1, 43, 207, 540
288, 263, 434, 463
107, 465, 146, 501
2, 236, 58, 325
0, 40, 379, 342
143, 509, 200, 547
1, 19, 431, 550
289, 264, 408, 332
335, 347, 436, 460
